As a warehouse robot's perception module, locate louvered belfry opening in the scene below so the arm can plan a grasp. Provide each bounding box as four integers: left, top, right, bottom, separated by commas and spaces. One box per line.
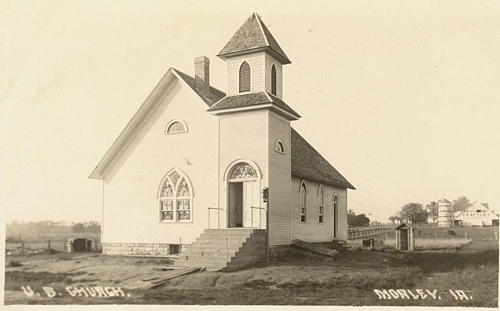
271, 64, 277, 95
239, 61, 251, 92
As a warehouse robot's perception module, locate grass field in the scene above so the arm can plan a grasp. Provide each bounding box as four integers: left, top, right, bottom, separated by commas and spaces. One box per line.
4, 227, 498, 307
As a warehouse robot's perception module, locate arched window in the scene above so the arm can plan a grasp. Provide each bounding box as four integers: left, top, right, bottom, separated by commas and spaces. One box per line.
333, 193, 339, 237
318, 185, 325, 224
271, 64, 277, 95
159, 169, 193, 222
300, 181, 307, 223
275, 139, 285, 154
165, 120, 187, 134
229, 162, 259, 181
239, 61, 251, 93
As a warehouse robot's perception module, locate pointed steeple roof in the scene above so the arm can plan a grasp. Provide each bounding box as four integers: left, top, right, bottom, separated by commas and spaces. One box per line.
218, 13, 291, 64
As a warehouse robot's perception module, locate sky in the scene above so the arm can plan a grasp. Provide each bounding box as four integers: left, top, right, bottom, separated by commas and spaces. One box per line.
1, 0, 500, 224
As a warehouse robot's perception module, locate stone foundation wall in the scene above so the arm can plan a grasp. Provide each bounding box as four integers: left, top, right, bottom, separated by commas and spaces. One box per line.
102, 243, 188, 256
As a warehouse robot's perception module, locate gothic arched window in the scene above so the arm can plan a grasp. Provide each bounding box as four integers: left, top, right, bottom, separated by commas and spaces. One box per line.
271, 64, 277, 95
159, 169, 193, 222
239, 61, 251, 93
318, 185, 325, 224
300, 181, 307, 223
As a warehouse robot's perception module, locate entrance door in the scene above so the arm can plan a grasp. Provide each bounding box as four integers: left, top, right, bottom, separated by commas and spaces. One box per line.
400, 229, 408, 250
228, 181, 261, 228
228, 183, 243, 227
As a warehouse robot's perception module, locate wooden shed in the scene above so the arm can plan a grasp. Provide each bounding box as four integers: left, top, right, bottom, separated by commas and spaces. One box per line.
395, 222, 415, 251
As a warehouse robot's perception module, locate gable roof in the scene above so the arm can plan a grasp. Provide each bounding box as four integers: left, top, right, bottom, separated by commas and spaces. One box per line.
89, 67, 225, 179
172, 68, 225, 106
438, 198, 452, 204
291, 128, 355, 190
90, 69, 354, 190
218, 13, 291, 64
395, 222, 414, 230
207, 92, 300, 120
455, 201, 499, 218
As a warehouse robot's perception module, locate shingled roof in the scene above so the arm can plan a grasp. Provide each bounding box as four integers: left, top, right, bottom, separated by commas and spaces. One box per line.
207, 92, 300, 119
174, 70, 353, 189
173, 68, 226, 106
291, 128, 355, 190
218, 13, 291, 64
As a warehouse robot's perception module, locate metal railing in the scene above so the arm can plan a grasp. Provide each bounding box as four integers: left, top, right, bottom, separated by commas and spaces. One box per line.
250, 206, 266, 229
207, 207, 224, 229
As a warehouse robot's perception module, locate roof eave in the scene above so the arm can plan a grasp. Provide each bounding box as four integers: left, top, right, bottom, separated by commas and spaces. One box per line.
291, 173, 356, 190
88, 68, 180, 180
208, 101, 300, 121
217, 46, 291, 64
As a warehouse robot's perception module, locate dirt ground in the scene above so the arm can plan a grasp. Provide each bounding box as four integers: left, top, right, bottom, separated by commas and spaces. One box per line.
4, 235, 499, 306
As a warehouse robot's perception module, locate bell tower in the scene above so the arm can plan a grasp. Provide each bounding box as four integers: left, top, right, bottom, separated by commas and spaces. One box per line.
217, 12, 291, 99
210, 13, 300, 248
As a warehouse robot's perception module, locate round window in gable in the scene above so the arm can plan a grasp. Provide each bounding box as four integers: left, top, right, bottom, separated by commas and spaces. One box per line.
165, 120, 188, 134
275, 139, 285, 154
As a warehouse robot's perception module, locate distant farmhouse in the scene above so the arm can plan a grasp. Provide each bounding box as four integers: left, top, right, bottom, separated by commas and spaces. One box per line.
455, 202, 499, 227
89, 13, 354, 268
438, 199, 499, 227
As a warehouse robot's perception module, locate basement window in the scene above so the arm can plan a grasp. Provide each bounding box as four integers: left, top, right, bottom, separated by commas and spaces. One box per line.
169, 244, 180, 255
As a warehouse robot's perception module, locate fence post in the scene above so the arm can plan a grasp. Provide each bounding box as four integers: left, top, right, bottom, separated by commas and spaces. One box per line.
48, 240, 51, 252
208, 208, 210, 229
495, 232, 498, 241
179, 238, 182, 260
21, 241, 25, 255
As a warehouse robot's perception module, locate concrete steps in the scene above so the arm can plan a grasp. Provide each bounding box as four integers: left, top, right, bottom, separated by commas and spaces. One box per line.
332, 239, 350, 252
174, 229, 266, 271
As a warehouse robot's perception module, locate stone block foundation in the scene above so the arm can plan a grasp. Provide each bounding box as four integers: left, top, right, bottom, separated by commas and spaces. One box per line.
102, 243, 187, 256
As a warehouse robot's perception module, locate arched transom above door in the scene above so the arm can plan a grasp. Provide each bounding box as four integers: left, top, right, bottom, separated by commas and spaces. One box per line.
229, 162, 259, 181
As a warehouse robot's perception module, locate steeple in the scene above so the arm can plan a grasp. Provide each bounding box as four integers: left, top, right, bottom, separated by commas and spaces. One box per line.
215, 13, 291, 99
218, 12, 291, 64
209, 13, 299, 121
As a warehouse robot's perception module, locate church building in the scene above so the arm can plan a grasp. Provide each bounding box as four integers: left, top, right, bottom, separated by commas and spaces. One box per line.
89, 13, 355, 270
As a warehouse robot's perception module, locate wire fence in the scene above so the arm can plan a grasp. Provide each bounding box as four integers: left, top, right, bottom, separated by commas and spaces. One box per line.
348, 225, 395, 239
6, 238, 102, 255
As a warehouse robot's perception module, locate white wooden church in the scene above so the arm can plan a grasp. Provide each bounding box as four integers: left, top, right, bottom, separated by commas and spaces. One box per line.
89, 13, 355, 269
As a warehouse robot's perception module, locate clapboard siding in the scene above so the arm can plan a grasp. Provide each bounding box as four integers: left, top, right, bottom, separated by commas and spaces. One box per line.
268, 112, 291, 245
102, 81, 218, 244
265, 54, 283, 99
291, 177, 348, 242
218, 110, 269, 228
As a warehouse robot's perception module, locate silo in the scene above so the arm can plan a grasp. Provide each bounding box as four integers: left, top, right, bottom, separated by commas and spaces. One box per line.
438, 199, 453, 227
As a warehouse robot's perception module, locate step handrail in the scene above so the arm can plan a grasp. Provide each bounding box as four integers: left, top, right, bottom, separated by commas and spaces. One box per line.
250, 206, 266, 229
207, 207, 224, 229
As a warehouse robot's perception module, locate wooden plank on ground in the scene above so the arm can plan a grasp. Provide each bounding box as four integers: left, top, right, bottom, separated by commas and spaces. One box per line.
123, 267, 201, 290
291, 239, 339, 258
